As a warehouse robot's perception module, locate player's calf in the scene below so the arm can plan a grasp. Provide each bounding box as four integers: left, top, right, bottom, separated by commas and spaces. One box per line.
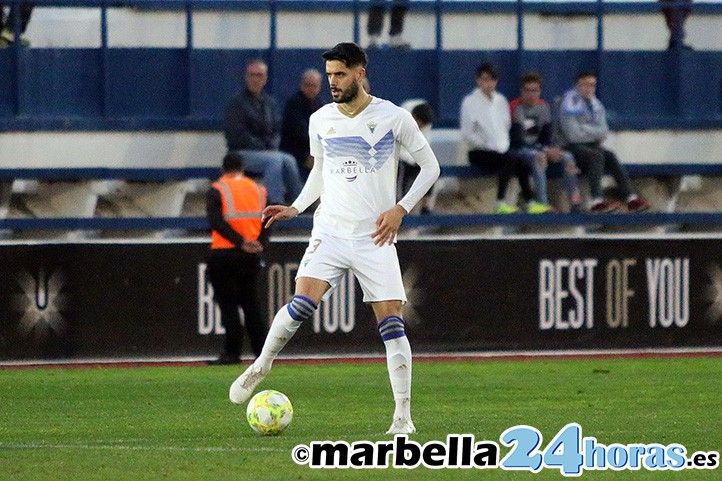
229, 295, 318, 404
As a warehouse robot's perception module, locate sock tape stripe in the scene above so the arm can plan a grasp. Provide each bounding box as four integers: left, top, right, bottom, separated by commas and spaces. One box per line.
379, 315, 406, 341
379, 315, 404, 329
287, 295, 319, 321
381, 330, 406, 341
293, 295, 317, 310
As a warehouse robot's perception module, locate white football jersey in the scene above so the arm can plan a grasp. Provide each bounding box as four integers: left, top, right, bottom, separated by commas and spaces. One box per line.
308, 96, 428, 239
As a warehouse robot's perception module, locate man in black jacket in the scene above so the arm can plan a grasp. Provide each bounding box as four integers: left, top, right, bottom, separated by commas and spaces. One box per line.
224, 59, 304, 205
280, 69, 323, 180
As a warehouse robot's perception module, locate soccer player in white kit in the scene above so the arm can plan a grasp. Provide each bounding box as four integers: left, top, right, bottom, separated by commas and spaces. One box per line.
229, 42, 440, 434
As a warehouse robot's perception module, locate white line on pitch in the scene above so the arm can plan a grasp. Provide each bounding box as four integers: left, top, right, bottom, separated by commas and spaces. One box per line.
0, 443, 286, 453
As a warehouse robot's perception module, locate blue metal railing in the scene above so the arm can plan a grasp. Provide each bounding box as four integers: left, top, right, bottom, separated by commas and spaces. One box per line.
3, 163, 722, 182
3, 212, 722, 232
3, 0, 720, 52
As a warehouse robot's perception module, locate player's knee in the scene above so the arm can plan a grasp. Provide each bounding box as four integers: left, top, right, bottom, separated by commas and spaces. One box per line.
378, 315, 406, 341
286, 295, 318, 322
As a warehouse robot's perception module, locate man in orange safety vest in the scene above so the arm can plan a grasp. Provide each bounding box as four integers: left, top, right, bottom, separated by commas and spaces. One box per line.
206, 152, 269, 365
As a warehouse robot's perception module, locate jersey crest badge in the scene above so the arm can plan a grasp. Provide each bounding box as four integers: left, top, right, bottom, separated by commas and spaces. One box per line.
366, 121, 377, 134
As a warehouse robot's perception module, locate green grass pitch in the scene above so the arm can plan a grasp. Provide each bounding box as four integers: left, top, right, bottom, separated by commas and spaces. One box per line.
1, 356, 720, 480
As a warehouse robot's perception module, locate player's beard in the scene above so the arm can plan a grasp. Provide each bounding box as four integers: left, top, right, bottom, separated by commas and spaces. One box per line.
331, 80, 359, 104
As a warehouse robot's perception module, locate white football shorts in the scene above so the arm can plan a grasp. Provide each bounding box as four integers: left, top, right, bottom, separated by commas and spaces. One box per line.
295, 233, 407, 303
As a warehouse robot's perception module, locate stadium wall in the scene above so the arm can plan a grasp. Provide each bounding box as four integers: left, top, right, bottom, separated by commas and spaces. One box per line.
2, 48, 721, 130
1, 237, 720, 361
2, 3, 722, 131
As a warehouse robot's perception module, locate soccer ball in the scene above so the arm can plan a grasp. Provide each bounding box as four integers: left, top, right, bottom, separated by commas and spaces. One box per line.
246, 390, 293, 435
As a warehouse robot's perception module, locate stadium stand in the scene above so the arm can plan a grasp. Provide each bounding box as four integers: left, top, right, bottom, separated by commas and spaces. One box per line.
0, 1, 721, 237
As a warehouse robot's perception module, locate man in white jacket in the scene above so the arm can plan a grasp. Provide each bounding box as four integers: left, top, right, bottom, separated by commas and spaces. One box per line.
460, 62, 547, 214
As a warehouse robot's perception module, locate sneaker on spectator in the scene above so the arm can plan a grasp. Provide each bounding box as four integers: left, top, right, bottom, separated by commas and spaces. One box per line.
1, 28, 30, 47
627, 197, 650, 212
527, 201, 554, 214
0, 29, 12, 43
495, 202, 518, 214
590, 200, 621, 214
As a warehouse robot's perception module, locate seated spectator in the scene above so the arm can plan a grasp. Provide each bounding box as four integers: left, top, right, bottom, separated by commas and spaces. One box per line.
280, 69, 323, 180
398, 100, 436, 214
510, 71, 584, 213
460, 62, 547, 214
0, 2, 33, 46
557, 71, 650, 213
224, 59, 304, 205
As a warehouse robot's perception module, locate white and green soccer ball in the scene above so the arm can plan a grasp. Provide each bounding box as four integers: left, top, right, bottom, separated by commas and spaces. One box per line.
246, 390, 293, 435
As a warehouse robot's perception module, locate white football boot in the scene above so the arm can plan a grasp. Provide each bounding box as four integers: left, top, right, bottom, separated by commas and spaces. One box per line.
229, 362, 269, 404
386, 417, 417, 435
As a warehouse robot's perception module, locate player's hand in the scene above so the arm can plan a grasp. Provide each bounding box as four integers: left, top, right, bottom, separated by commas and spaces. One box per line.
241, 239, 264, 254
262, 205, 298, 228
372, 205, 407, 246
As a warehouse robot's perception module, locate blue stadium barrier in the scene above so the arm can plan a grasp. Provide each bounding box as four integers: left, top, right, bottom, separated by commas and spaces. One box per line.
441, 164, 722, 178
0, 1, 721, 130
0, 167, 220, 181
401, 212, 722, 228
0, 217, 210, 230
3, 212, 722, 231
4, 163, 721, 182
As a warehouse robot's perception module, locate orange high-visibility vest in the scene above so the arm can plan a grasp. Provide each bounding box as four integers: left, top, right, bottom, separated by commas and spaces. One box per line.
211, 174, 267, 249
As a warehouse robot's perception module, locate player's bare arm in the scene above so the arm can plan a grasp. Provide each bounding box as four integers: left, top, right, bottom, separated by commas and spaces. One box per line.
372, 204, 407, 246
263, 205, 299, 228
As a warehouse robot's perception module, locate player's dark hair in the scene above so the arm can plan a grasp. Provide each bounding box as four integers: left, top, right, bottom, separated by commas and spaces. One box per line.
222, 152, 245, 173
322, 42, 368, 68
475, 62, 498, 80
521, 71, 542, 85
411, 103, 434, 126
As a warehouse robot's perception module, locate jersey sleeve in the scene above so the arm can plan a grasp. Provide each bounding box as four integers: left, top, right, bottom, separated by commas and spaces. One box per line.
308, 111, 324, 158
397, 144, 440, 213
291, 155, 324, 214
395, 108, 428, 155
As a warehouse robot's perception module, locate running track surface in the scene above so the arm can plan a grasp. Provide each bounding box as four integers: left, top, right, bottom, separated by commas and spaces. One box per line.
2, 347, 721, 370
